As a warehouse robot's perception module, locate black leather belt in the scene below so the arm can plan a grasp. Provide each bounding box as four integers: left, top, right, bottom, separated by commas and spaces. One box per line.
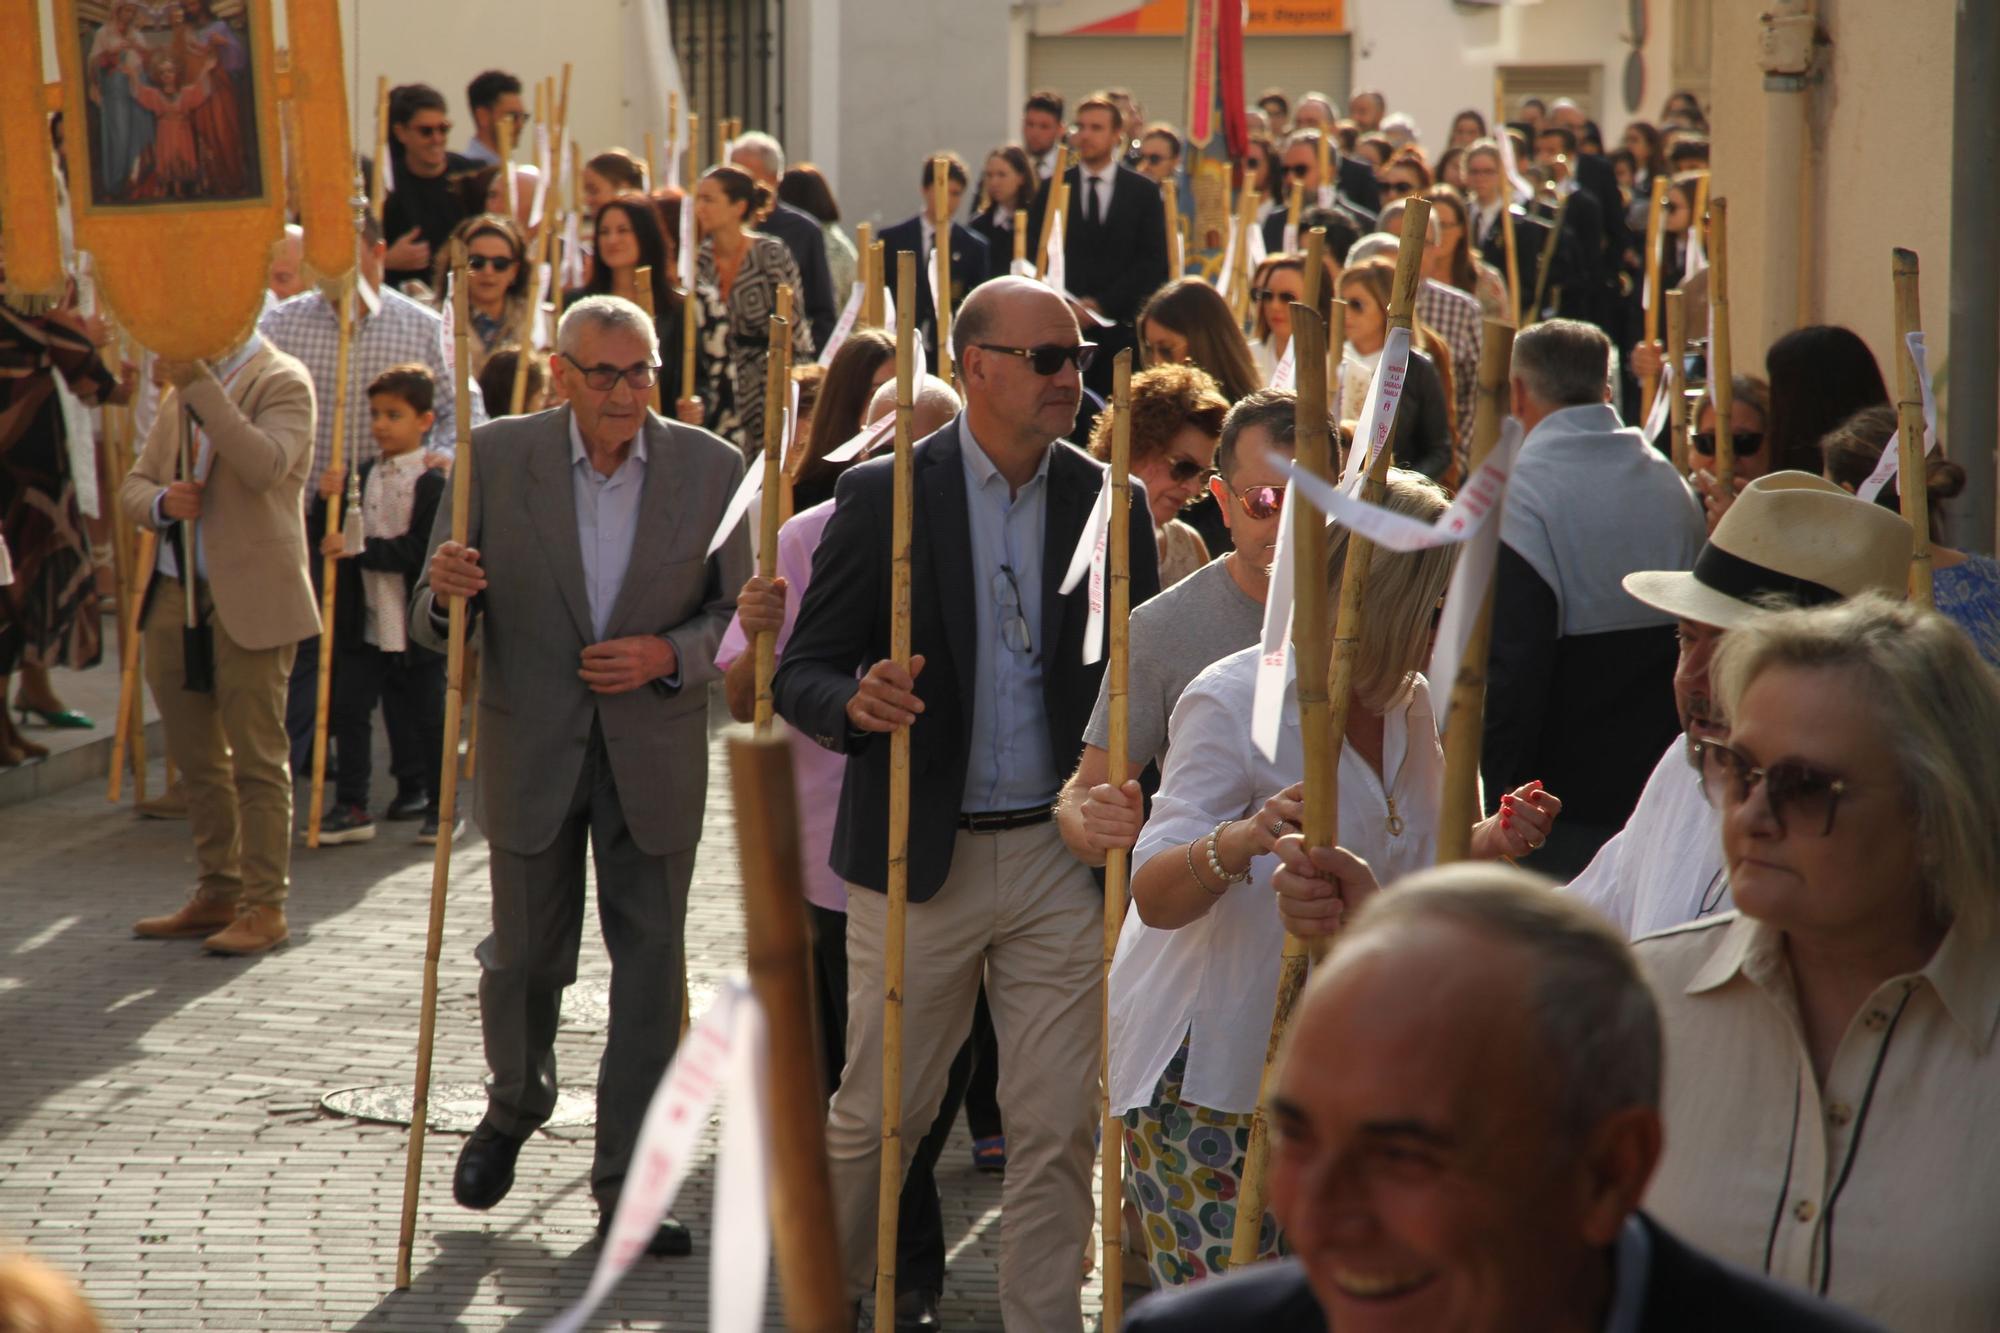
956, 804, 1054, 833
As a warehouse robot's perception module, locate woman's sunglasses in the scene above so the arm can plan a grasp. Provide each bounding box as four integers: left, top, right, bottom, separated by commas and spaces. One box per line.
1166, 456, 1218, 486
1382, 180, 1419, 198
467, 255, 517, 273
1231, 484, 1286, 520
1694, 740, 1851, 836
1250, 288, 1301, 305
1692, 430, 1764, 457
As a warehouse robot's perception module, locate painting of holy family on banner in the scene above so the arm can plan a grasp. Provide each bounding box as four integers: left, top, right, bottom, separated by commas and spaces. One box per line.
78, 0, 264, 207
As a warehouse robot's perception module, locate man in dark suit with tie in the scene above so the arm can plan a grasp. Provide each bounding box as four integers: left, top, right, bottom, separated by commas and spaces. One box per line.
1026, 93, 1168, 398
774, 277, 1159, 1331
1464, 139, 1560, 323
878, 154, 992, 374
1125, 862, 1888, 1333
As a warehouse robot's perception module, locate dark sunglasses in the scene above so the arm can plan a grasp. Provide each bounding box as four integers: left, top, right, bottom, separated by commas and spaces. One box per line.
1140, 152, 1172, 167
974, 342, 1097, 376
1250, 287, 1300, 305
1284, 163, 1314, 179
407, 121, 452, 138
1692, 430, 1764, 457
1231, 483, 1286, 519
1694, 740, 1851, 836
562, 353, 660, 391
467, 255, 517, 273
1382, 180, 1418, 198
1166, 456, 1218, 486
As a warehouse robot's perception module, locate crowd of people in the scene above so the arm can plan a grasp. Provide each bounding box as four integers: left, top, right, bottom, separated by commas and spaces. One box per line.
2, 58, 1996, 1333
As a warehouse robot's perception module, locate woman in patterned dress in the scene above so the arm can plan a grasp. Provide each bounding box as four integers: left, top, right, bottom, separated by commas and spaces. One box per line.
692, 165, 815, 455
0, 300, 126, 765
1108, 471, 1561, 1286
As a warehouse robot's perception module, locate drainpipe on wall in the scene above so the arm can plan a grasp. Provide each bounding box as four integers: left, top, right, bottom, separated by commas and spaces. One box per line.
1757, 0, 1818, 350
1949, 0, 1998, 553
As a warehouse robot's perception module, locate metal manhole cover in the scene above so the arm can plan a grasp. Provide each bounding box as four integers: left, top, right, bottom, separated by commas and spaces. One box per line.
321, 1081, 596, 1132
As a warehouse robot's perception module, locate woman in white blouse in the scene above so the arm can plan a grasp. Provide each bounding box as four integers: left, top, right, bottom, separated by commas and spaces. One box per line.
1110, 469, 1562, 1287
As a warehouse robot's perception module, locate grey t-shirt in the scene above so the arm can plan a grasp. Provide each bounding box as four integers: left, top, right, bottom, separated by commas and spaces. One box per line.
1081, 556, 1265, 770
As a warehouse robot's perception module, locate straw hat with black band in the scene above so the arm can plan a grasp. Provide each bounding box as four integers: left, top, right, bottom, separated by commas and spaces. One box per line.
1623, 470, 1913, 628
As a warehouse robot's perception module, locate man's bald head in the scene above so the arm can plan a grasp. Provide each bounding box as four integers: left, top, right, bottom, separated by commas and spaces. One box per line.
866, 373, 962, 439
952, 276, 1077, 366
267, 225, 307, 299
951, 276, 1085, 451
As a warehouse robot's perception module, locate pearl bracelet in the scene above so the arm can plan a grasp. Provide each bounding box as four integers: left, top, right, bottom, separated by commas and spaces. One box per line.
1206, 820, 1252, 886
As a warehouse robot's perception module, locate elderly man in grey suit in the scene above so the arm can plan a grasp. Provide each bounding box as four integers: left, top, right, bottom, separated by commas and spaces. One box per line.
412, 295, 748, 1256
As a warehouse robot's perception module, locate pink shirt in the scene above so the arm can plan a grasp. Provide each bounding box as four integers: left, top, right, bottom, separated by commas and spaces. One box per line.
716, 498, 848, 912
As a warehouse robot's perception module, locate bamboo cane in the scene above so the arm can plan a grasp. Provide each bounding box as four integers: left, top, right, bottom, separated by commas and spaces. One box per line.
1316, 131, 1332, 204
869, 241, 887, 327
306, 275, 357, 847
497, 116, 517, 220
730, 737, 849, 1331
666, 92, 678, 171
1284, 178, 1304, 248
1301, 227, 1326, 311
1708, 197, 1736, 495
933, 157, 955, 389
1229, 187, 1259, 325
680, 110, 701, 411
1163, 181, 1183, 276
1229, 200, 1431, 1271
643, 131, 657, 194
1666, 290, 1690, 475
1493, 89, 1522, 326
110, 528, 156, 801
369, 76, 389, 223
1436, 320, 1515, 863
856, 222, 877, 324
1891, 249, 1934, 607
396, 243, 475, 1291
509, 217, 552, 417
555, 63, 572, 148
1035, 150, 1070, 280
632, 264, 662, 414
1638, 177, 1669, 424
872, 251, 918, 1333
1530, 184, 1570, 321
1099, 349, 1134, 1328
754, 309, 791, 734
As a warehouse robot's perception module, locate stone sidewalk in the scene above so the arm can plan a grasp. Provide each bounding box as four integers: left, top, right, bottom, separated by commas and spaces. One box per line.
0, 703, 1097, 1330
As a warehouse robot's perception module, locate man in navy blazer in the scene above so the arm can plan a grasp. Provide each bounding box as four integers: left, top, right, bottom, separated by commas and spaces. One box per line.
1124, 862, 1886, 1333
774, 277, 1158, 1330
877, 154, 991, 374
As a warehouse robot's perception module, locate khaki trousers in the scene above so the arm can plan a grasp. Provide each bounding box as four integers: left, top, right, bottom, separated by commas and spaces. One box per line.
830, 821, 1102, 1331
143, 579, 297, 908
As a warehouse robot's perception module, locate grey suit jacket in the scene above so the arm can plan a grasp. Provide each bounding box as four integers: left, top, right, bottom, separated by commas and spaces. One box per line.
410, 405, 749, 858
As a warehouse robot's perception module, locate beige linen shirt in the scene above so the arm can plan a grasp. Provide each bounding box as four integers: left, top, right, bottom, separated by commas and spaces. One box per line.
1637, 912, 2000, 1333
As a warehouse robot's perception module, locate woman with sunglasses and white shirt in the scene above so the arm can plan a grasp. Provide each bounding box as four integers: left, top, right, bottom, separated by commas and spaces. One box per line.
1108, 468, 1563, 1287
1635, 595, 2000, 1333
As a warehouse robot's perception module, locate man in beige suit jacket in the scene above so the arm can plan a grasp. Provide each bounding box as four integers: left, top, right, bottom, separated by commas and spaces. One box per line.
120, 333, 318, 955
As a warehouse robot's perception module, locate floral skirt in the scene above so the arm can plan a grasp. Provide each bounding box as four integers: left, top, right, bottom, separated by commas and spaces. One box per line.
1120, 1037, 1284, 1287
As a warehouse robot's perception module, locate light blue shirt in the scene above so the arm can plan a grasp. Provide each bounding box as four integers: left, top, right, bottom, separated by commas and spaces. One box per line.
958, 415, 1059, 813
568, 412, 646, 642
154, 334, 265, 582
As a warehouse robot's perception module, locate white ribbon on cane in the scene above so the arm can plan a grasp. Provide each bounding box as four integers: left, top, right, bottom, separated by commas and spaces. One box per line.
818, 281, 866, 367
1269, 337, 1296, 392
528, 125, 552, 230
1856, 332, 1938, 503
1640, 354, 1674, 444
1058, 464, 1117, 665
1337, 327, 1413, 491
546, 977, 771, 1333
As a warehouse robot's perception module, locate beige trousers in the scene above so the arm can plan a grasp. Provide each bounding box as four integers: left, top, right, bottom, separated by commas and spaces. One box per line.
830, 821, 1102, 1331
143, 578, 297, 908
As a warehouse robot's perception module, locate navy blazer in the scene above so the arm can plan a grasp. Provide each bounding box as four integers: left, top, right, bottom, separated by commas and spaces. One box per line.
1121, 1215, 1887, 1333
770, 417, 1161, 901
876, 215, 991, 366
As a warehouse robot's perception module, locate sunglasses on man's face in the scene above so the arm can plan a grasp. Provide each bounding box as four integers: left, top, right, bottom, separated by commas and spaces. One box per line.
1692, 430, 1764, 457
467, 255, 517, 273
974, 342, 1098, 376
1232, 483, 1287, 520
408, 121, 452, 139
1694, 740, 1851, 836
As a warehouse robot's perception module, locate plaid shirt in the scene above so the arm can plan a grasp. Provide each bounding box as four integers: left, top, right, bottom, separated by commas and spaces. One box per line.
260, 285, 484, 488
1415, 278, 1482, 463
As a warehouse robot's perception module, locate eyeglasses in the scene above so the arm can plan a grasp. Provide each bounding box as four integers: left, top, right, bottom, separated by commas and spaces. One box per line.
561, 353, 660, 391
407, 121, 452, 139
467, 255, 517, 273
1284, 163, 1314, 179
1382, 180, 1418, 198
501, 109, 531, 127
1695, 740, 1852, 836
1166, 455, 1218, 486
992, 566, 1032, 654
974, 342, 1098, 376
1232, 484, 1287, 519
1692, 430, 1764, 457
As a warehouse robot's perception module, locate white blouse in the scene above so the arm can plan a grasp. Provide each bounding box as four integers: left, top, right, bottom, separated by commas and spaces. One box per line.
1109, 645, 1445, 1115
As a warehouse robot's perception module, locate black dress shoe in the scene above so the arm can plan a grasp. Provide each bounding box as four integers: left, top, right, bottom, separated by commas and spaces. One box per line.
385, 791, 430, 821
595, 1211, 694, 1257
893, 1288, 941, 1332
452, 1122, 527, 1210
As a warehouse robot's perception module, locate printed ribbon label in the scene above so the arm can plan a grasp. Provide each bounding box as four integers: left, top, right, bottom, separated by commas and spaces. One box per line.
1269, 337, 1295, 392
1857, 332, 1937, 503
821, 415, 896, 466
1250, 476, 1299, 762
818, 281, 866, 367
546, 977, 770, 1333
1337, 326, 1413, 492
1059, 465, 1117, 665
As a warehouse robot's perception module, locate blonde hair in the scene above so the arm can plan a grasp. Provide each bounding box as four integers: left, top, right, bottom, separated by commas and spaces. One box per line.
1327, 468, 1457, 712
1711, 593, 2000, 939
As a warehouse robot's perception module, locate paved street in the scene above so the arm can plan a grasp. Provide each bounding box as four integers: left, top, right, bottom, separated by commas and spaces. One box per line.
0, 699, 1082, 1330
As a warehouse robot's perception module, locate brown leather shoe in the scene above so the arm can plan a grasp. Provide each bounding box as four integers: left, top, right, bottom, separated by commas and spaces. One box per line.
134, 892, 239, 939
136, 782, 189, 820
202, 905, 290, 956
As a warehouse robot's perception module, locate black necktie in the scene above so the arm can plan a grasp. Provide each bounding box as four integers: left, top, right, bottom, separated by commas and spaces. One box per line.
1086, 176, 1102, 227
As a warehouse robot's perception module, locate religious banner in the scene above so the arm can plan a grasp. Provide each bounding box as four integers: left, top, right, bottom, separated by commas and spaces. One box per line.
52, 0, 337, 359
0, 6, 64, 307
